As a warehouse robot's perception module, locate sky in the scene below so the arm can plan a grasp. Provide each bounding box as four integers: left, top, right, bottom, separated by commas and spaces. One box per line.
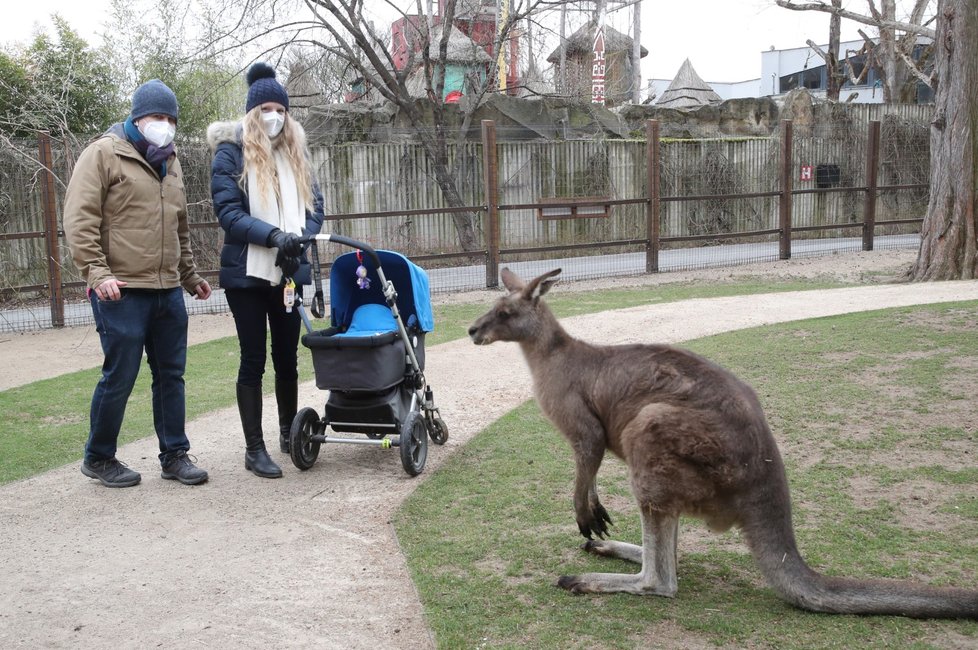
1, 0, 866, 84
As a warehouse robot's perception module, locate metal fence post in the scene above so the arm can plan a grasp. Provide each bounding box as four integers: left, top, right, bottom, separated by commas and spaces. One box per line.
482, 119, 500, 288
646, 120, 660, 273
779, 119, 793, 260
38, 132, 65, 327
863, 120, 880, 251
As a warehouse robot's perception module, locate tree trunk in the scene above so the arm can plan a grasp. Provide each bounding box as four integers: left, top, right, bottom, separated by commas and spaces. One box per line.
910, 0, 978, 281
409, 101, 480, 252
826, 0, 842, 101
879, 0, 899, 102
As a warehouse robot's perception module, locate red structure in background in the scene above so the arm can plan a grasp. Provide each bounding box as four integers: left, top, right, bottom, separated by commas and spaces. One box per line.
389, 0, 520, 94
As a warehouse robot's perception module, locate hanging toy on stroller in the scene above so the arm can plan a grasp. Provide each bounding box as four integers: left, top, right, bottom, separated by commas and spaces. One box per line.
288, 234, 448, 477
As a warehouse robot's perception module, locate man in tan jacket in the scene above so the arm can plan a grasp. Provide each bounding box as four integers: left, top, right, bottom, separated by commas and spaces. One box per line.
64, 79, 211, 488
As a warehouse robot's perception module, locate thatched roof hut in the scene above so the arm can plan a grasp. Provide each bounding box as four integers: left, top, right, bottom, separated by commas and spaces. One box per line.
546, 21, 648, 106
655, 59, 721, 109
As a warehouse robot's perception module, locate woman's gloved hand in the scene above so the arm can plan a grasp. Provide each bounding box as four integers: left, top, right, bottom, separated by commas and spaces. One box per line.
267, 229, 302, 256
276, 251, 301, 278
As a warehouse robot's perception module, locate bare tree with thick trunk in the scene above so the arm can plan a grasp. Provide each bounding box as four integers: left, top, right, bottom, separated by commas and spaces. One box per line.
199, 0, 572, 253
910, 0, 977, 280
776, 1, 976, 281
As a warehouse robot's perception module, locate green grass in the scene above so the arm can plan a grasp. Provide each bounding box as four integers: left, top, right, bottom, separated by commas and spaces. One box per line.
0, 336, 249, 481
0, 276, 845, 484
395, 301, 978, 649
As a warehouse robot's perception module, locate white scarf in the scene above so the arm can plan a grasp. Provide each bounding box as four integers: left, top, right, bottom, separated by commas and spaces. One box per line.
246, 146, 305, 283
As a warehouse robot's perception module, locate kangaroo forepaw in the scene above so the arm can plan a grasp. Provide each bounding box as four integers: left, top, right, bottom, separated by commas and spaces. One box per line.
577, 504, 614, 540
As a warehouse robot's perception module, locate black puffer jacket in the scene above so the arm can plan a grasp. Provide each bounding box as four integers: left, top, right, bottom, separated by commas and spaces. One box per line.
207, 120, 324, 288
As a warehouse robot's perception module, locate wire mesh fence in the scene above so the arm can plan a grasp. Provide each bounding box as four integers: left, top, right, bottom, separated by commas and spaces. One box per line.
0, 109, 930, 333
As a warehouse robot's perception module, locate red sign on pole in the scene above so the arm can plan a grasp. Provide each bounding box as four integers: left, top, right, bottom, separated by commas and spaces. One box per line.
800, 165, 813, 181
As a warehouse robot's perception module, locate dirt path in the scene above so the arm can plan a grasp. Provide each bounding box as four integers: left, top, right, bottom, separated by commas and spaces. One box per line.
2, 250, 977, 648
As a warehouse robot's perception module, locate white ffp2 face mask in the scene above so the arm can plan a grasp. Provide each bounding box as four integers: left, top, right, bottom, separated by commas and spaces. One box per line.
262, 111, 285, 138
140, 120, 176, 147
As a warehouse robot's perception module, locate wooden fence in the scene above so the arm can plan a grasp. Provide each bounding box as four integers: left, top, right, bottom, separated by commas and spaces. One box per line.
0, 114, 929, 330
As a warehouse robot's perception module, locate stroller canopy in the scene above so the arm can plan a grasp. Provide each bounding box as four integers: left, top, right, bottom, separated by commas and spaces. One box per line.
329, 249, 434, 333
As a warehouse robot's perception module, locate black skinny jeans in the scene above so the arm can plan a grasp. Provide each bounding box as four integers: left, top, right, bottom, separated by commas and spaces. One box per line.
225, 286, 301, 387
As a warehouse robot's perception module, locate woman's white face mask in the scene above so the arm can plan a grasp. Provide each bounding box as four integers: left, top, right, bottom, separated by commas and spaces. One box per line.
262, 111, 286, 138
139, 119, 176, 148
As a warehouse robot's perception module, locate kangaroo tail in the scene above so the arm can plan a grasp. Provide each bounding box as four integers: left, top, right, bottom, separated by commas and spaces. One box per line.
742, 510, 978, 619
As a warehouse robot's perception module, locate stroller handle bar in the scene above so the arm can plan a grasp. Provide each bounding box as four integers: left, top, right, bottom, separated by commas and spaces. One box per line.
301, 232, 396, 302
301, 234, 381, 269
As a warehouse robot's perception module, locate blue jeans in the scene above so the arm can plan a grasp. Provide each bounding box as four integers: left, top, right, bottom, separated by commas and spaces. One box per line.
85, 288, 191, 466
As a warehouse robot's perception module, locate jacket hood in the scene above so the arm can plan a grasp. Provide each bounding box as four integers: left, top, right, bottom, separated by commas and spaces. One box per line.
206, 118, 310, 153
106, 122, 127, 139
207, 120, 242, 153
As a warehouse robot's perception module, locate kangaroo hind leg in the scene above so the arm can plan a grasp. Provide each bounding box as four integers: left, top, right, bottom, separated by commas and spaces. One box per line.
558, 510, 679, 596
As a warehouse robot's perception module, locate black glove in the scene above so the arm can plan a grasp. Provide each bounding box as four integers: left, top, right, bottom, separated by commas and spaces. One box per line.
267, 229, 302, 257
276, 251, 301, 278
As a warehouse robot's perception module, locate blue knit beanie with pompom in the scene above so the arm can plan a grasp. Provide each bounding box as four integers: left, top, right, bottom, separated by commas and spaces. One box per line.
245, 63, 290, 113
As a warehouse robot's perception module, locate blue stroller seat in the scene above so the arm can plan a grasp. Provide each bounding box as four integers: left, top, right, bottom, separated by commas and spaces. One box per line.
334, 304, 397, 338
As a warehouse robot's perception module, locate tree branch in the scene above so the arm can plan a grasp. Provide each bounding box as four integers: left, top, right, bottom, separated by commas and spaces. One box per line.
774, 0, 936, 38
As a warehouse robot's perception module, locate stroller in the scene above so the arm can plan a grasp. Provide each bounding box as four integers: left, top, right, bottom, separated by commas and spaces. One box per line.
289, 234, 448, 476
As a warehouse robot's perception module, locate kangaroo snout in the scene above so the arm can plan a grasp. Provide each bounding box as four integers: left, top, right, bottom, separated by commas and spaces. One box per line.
468, 324, 491, 345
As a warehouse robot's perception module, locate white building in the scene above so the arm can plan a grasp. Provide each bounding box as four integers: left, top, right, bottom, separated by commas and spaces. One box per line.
647, 38, 933, 105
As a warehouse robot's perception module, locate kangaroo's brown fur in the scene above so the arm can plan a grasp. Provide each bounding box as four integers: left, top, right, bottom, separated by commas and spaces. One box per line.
467, 267, 978, 618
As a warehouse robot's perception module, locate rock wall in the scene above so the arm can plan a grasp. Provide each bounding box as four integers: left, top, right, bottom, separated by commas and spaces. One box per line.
302, 89, 928, 145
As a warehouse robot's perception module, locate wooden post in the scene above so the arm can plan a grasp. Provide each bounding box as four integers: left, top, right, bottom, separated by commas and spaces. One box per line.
646, 120, 660, 273
38, 132, 65, 328
481, 119, 500, 288
862, 120, 880, 251
779, 120, 793, 260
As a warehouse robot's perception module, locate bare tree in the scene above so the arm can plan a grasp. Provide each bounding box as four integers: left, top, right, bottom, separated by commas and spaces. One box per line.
801, 0, 843, 100
910, 0, 977, 280
198, 0, 575, 252
776, 0, 937, 102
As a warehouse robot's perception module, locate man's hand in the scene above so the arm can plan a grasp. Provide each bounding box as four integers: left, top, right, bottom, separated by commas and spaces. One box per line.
193, 280, 212, 300
94, 278, 127, 301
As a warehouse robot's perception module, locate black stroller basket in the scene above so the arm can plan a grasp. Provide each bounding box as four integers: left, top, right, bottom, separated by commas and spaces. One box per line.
288, 234, 447, 477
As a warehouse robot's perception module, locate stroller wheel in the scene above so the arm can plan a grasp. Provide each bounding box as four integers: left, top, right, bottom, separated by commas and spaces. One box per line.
427, 414, 449, 445
399, 411, 428, 477
365, 432, 386, 440
290, 407, 322, 470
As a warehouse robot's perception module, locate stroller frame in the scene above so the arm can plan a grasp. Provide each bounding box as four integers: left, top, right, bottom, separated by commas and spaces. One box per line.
289, 234, 447, 476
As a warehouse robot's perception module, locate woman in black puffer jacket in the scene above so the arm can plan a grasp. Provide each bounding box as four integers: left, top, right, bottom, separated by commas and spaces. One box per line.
208, 62, 324, 478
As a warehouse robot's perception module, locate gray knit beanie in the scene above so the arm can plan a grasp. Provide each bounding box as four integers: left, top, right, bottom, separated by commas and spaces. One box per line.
245, 63, 290, 113
130, 80, 179, 122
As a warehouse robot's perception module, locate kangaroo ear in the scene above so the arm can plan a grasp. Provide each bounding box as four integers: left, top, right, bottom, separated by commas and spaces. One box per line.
538, 277, 559, 297
526, 268, 561, 299
500, 267, 524, 293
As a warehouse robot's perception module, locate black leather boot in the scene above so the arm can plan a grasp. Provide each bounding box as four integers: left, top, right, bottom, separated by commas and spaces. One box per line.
237, 383, 282, 479
275, 378, 298, 454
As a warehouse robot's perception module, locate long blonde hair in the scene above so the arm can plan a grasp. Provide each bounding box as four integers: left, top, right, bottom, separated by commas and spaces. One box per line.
240, 107, 315, 211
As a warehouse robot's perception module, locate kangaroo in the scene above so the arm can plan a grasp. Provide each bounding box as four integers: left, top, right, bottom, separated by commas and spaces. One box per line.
467, 267, 978, 619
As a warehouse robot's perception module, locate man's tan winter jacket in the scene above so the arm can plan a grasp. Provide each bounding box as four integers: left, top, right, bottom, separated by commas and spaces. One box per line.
64, 125, 205, 293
